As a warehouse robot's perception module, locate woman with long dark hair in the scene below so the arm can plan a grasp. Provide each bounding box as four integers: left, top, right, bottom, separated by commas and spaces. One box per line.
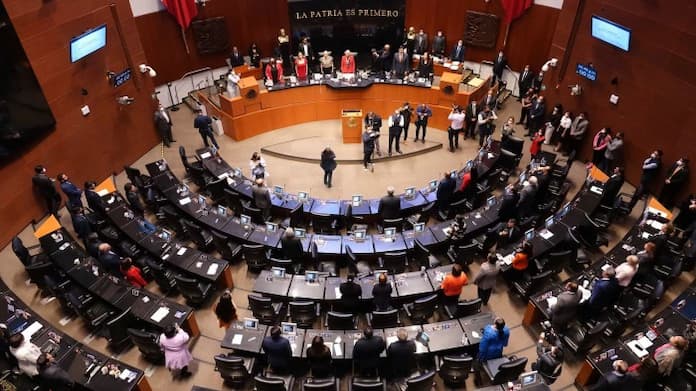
306, 335, 332, 378
214, 289, 237, 330
320, 146, 337, 188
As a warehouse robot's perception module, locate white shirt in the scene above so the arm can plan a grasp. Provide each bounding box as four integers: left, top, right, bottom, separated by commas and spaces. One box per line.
448, 111, 466, 130
560, 116, 572, 129
388, 114, 404, 127
11, 340, 42, 376
159, 108, 170, 124
477, 110, 498, 125
615, 262, 638, 287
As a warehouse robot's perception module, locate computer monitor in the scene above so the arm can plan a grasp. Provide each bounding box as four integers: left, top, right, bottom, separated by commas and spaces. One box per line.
281, 322, 297, 335
217, 205, 226, 216
414, 222, 425, 233
352, 195, 362, 206
415, 331, 430, 346
232, 168, 242, 177
429, 179, 438, 191
404, 187, 416, 199
519, 371, 540, 386
271, 267, 285, 278
384, 227, 396, 238
354, 230, 366, 241
486, 196, 496, 206
266, 222, 278, 232
305, 271, 318, 283
298, 191, 309, 201
243, 318, 259, 330
525, 229, 535, 241
240, 214, 251, 225
273, 185, 284, 195
294, 228, 306, 238
545, 216, 555, 229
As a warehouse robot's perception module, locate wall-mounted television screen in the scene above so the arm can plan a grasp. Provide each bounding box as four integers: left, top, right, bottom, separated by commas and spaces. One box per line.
70, 24, 107, 62
591, 15, 630, 51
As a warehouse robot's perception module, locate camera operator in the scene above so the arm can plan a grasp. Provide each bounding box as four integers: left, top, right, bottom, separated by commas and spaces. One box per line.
476, 104, 498, 147
532, 329, 563, 384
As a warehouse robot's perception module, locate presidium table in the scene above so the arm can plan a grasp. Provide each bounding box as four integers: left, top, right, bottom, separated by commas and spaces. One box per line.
197, 71, 491, 142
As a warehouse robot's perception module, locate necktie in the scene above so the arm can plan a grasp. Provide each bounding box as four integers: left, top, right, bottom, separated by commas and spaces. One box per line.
456, 47, 460, 57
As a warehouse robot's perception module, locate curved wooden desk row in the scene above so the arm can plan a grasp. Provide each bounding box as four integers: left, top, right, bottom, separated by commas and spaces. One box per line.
36, 226, 199, 337
220, 312, 496, 358
199, 76, 491, 141
0, 278, 150, 391
100, 191, 233, 287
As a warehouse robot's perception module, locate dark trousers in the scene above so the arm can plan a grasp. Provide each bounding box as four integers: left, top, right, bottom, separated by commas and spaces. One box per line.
363, 150, 373, 168
479, 129, 491, 147
465, 122, 476, 139
388, 133, 401, 154
519, 108, 529, 126
629, 181, 648, 210
44, 195, 61, 217
599, 158, 614, 174
478, 287, 493, 305
323, 170, 333, 186
415, 121, 427, 140
448, 128, 461, 150
200, 130, 219, 149
402, 122, 410, 140
160, 126, 174, 147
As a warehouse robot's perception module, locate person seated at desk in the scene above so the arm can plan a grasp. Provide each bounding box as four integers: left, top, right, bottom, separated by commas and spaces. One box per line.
615, 255, 639, 288
440, 264, 468, 304
532, 333, 563, 384
36, 353, 74, 390
125, 182, 145, 215
306, 335, 332, 378
550, 282, 581, 333
436, 172, 456, 215
294, 52, 309, 82
478, 317, 510, 361
97, 243, 123, 277
120, 257, 147, 288
504, 241, 533, 281
160, 323, 193, 379
590, 359, 639, 390
378, 186, 401, 220
416, 52, 434, 77
319, 51, 334, 75
280, 228, 304, 272
387, 328, 416, 380
8, 333, 41, 377
601, 167, 624, 207
264, 58, 283, 85
338, 274, 362, 314
483, 218, 521, 252
353, 328, 386, 377
654, 335, 688, 377
372, 273, 393, 311
340, 50, 355, 74
262, 326, 292, 374
214, 289, 237, 330
228, 46, 244, 68
585, 267, 621, 318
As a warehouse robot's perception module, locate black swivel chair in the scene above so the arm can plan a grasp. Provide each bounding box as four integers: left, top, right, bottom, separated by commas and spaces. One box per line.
288, 301, 320, 328
348, 377, 387, 391
211, 230, 242, 261
242, 201, 266, 224
406, 203, 434, 230
378, 251, 408, 274
483, 357, 528, 385
366, 309, 400, 329
447, 242, 480, 268
501, 135, 524, 156
378, 217, 404, 233
254, 375, 295, 391
124, 166, 152, 197
412, 239, 440, 269
127, 328, 165, 364
243, 244, 268, 273
105, 308, 133, 353
435, 354, 473, 388
326, 311, 357, 330
535, 249, 574, 274
403, 294, 438, 324
269, 257, 295, 274
345, 245, 372, 275
206, 178, 227, 205
173, 275, 213, 306
24, 261, 56, 292
179, 146, 211, 188
312, 213, 338, 234
223, 188, 244, 216
248, 294, 284, 325
562, 320, 609, 354
214, 354, 255, 388
12, 236, 49, 266
510, 270, 554, 300
158, 205, 188, 238
281, 204, 305, 229
302, 377, 339, 391
181, 219, 214, 251
405, 371, 436, 391
145, 259, 177, 294
444, 298, 482, 319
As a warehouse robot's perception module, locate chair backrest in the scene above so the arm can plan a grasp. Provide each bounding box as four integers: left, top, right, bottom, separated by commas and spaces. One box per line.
327, 311, 355, 330
288, 204, 304, 227
442, 355, 473, 373
242, 201, 264, 224
381, 251, 407, 273
453, 242, 478, 265
418, 203, 434, 223
405, 370, 436, 391
106, 308, 133, 344
290, 301, 316, 322
243, 244, 267, 271
248, 294, 275, 317
270, 257, 293, 273
370, 309, 399, 328
207, 178, 226, 199
224, 188, 243, 214
181, 219, 205, 242
351, 378, 385, 391
179, 146, 190, 168
303, 378, 337, 391
25, 262, 54, 287
127, 328, 163, 361
173, 274, 202, 298
124, 166, 143, 183
456, 299, 482, 317
411, 294, 438, 320
254, 375, 287, 391
214, 354, 248, 379
529, 270, 554, 290
492, 357, 528, 384
312, 214, 335, 234
502, 136, 524, 156
382, 218, 403, 232
11, 236, 30, 265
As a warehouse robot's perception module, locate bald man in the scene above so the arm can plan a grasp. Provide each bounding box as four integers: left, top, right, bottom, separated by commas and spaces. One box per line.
378, 186, 401, 220
252, 178, 272, 221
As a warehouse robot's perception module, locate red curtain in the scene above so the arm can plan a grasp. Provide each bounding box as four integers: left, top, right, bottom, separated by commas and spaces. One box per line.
161, 0, 198, 29
501, 0, 533, 24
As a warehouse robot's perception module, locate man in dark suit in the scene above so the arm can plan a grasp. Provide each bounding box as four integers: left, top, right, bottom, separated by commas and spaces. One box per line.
372, 273, 392, 311
590, 360, 639, 390
84, 181, 105, 217
629, 150, 662, 209
481, 90, 497, 112
517, 65, 534, 101
297, 37, 314, 62
387, 328, 417, 379
261, 326, 293, 374
392, 47, 409, 78
659, 157, 690, 209
465, 100, 479, 140
97, 243, 123, 277
153, 104, 175, 147
528, 95, 546, 135
124, 182, 145, 215
483, 218, 522, 252
387, 110, 404, 156
517, 176, 539, 218
228, 46, 245, 67
414, 29, 428, 54
550, 282, 582, 332
531, 71, 544, 93
431, 31, 446, 56
353, 328, 386, 377
193, 109, 220, 149
586, 267, 621, 317
436, 172, 456, 215
498, 185, 520, 221
70, 207, 92, 244
378, 186, 401, 220
492, 50, 507, 86
380, 44, 393, 73
57, 173, 83, 209
601, 167, 624, 207
450, 39, 465, 62
32, 165, 61, 218
280, 228, 304, 270
252, 178, 272, 221
338, 274, 362, 314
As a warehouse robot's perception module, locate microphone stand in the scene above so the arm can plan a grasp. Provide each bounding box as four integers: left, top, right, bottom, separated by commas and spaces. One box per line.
166, 82, 179, 111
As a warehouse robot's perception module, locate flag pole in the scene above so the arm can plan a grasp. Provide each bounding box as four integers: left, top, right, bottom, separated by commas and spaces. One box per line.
503, 22, 511, 49
181, 26, 190, 54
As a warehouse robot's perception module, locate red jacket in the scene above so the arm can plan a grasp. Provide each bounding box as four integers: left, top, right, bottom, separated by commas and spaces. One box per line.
530, 134, 545, 156
340, 55, 355, 73
123, 266, 148, 288
265, 62, 284, 82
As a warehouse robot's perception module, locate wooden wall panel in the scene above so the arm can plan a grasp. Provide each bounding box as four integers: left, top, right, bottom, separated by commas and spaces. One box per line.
0, 0, 159, 247
543, 0, 696, 198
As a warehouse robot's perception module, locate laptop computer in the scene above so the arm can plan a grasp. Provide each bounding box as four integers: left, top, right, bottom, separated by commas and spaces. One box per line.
281, 322, 297, 335
243, 318, 259, 330
294, 228, 306, 238
413, 223, 425, 233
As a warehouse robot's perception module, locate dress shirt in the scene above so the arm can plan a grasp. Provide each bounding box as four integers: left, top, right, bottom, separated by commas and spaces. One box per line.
448, 111, 466, 130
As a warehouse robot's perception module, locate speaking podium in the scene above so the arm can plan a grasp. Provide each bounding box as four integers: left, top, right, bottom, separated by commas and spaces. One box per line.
341, 109, 362, 143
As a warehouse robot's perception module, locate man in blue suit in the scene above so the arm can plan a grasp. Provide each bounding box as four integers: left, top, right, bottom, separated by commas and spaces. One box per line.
586, 267, 621, 317
261, 326, 292, 374
58, 173, 83, 209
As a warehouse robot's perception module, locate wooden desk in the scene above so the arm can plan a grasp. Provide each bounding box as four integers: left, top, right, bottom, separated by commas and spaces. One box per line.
232, 64, 262, 80
341, 109, 362, 143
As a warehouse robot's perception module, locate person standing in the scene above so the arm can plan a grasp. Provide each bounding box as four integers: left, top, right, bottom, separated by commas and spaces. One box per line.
362, 128, 377, 172
601, 167, 625, 207
306, 336, 333, 378
447, 105, 465, 152
364, 111, 382, 156
193, 109, 220, 150
630, 149, 662, 209
387, 328, 417, 380
294, 52, 309, 82
264, 58, 283, 84
372, 273, 392, 311
465, 100, 479, 140
277, 28, 291, 71
378, 186, 401, 220
57, 173, 83, 209
478, 317, 510, 360
491, 51, 507, 86
528, 95, 546, 136
214, 290, 237, 330
436, 171, 456, 215
414, 29, 428, 54
518, 89, 534, 130
8, 333, 41, 377
319, 50, 334, 75
352, 328, 386, 377
615, 255, 639, 287
32, 165, 61, 218
591, 128, 611, 166
387, 109, 404, 156
474, 254, 499, 305
550, 282, 581, 332
414, 103, 432, 142
120, 257, 148, 288
400, 102, 413, 142
70, 207, 92, 243
450, 39, 466, 62
249, 152, 268, 179
440, 264, 468, 304
154, 104, 175, 148
262, 326, 293, 374
159, 323, 193, 379
297, 37, 313, 63
477, 105, 498, 147
530, 129, 545, 160
227, 46, 244, 68
340, 50, 356, 74
501, 116, 516, 143
654, 336, 688, 377
392, 47, 409, 79
280, 228, 304, 272
568, 112, 589, 157
432, 31, 446, 57
338, 274, 362, 314
417, 52, 434, 77
248, 43, 262, 68
252, 178, 272, 221
517, 65, 534, 101
320, 147, 336, 188
659, 158, 690, 209
601, 132, 624, 173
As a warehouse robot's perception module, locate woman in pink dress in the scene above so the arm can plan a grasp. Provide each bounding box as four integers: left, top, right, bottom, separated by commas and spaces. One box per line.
295, 52, 309, 81
159, 323, 193, 379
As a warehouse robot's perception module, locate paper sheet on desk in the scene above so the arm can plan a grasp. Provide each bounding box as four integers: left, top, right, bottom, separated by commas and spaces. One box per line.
502, 254, 514, 265
578, 286, 591, 303
200, 152, 211, 159
590, 186, 603, 195
119, 369, 137, 382
179, 197, 191, 205
97, 189, 109, 196
333, 343, 343, 357
540, 230, 554, 240
150, 307, 170, 322
488, 153, 495, 159
637, 336, 653, 349
177, 247, 187, 256
21, 321, 42, 340
641, 232, 651, 239
546, 296, 558, 309
648, 220, 664, 231
207, 263, 218, 275
334, 287, 342, 299
627, 340, 649, 358
231, 334, 243, 345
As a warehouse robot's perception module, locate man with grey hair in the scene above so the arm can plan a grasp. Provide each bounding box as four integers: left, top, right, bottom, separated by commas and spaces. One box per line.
281, 227, 304, 272
586, 266, 621, 317
387, 328, 416, 380
378, 186, 400, 220
252, 178, 272, 221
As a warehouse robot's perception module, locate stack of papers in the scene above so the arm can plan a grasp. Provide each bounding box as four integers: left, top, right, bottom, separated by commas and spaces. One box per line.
176, 247, 187, 256
502, 254, 514, 265
150, 307, 170, 322
539, 230, 554, 240
546, 296, 558, 308
21, 321, 43, 340
590, 186, 603, 195
334, 287, 342, 299
179, 197, 191, 205
231, 334, 243, 345
200, 152, 211, 159
207, 264, 219, 275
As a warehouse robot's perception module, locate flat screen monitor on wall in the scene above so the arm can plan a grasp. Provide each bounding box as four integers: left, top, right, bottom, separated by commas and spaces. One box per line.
70, 24, 107, 62
591, 15, 631, 51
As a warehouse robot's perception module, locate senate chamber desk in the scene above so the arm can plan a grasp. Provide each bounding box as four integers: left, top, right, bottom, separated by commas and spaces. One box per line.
198, 74, 491, 141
